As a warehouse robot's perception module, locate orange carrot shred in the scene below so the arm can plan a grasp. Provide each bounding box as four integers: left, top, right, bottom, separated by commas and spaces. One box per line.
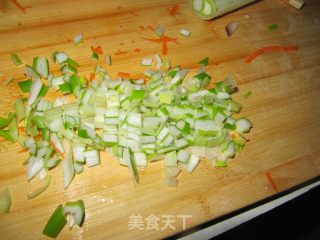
131, 73, 145, 80
245, 45, 298, 63
162, 41, 168, 55
95, 46, 103, 55
141, 34, 178, 56
118, 72, 131, 78
244, 49, 264, 63
169, 4, 180, 17
89, 73, 95, 81
18, 127, 26, 132
18, 148, 28, 153
50, 141, 65, 158
264, 171, 279, 192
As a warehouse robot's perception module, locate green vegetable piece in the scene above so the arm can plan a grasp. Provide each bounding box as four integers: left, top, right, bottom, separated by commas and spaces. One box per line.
78, 129, 89, 138
18, 79, 32, 93
42, 204, 67, 238
215, 161, 227, 167
224, 123, 236, 130
14, 99, 26, 122
64, 200, 85, 227
243, 91, 252, 99
33, 57, 49, 78
0, 187, 11, 213
0, 113, 14, 129
128, 148, 139, 184
39, 85, 49, 97
0, 129, 15, 142
268, 24, 279, 32
67, 58, 80, 69
130, 90, 146, 100
11, 53, 23, 66
91, 52, 99, 61
59, 83, 72, 94
24, 65, 40, 79
198, 57, 209, 66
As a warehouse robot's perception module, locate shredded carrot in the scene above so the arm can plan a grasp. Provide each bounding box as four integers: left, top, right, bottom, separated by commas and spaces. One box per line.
264, 171, 279, 192
50, 141, 65, 158
89, 73, 95, 81
91, 46, 103, 55
18, 127, 26, 132
131, 73, 145, 80
141, 34, 177, 56
169, 4, 180, 17
134, 48, 141, 53
162, 41, 168, 55
10, 0, 31, 14
115, 50, 128, 55
245, 45, 298, 63
18, 148, 28, 153
34, 134, 42, 141
95, 46, 103, 55
244, 49, 264, 64
118, 72, 131, 79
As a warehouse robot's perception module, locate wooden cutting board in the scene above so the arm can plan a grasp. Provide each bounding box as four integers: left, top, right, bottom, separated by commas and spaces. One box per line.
0, 0, 319, 239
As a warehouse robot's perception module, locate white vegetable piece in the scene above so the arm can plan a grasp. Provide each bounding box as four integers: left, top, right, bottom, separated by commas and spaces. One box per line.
84, 149, 100, 167
235, 118, 252, 133
180, 154, 200, 173
180, 28, 191, 37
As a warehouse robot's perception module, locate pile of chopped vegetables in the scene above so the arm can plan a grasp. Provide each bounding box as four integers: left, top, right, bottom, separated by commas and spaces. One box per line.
1, 52, 252, 189
0, 50, 252, 237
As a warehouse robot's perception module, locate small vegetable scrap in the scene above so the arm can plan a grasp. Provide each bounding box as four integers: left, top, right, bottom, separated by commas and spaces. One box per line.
73, 33, 83, 45
0, 187, 11, 213
1, 49, 252, 191
244, 45, 298, 63
11, 53, 23, 66
43, 200, 85, 238
105, 54, 111, 65
91, 46, 103, 60
268, 24, 279, 32
180, 28, 191, 37
243, 91, 252, 99
198, 57, 209, 67
225, 21, 238, 37
264, 171, 278, 192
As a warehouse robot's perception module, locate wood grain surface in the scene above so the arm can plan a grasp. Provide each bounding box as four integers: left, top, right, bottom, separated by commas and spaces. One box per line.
0, 0, 319, 239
